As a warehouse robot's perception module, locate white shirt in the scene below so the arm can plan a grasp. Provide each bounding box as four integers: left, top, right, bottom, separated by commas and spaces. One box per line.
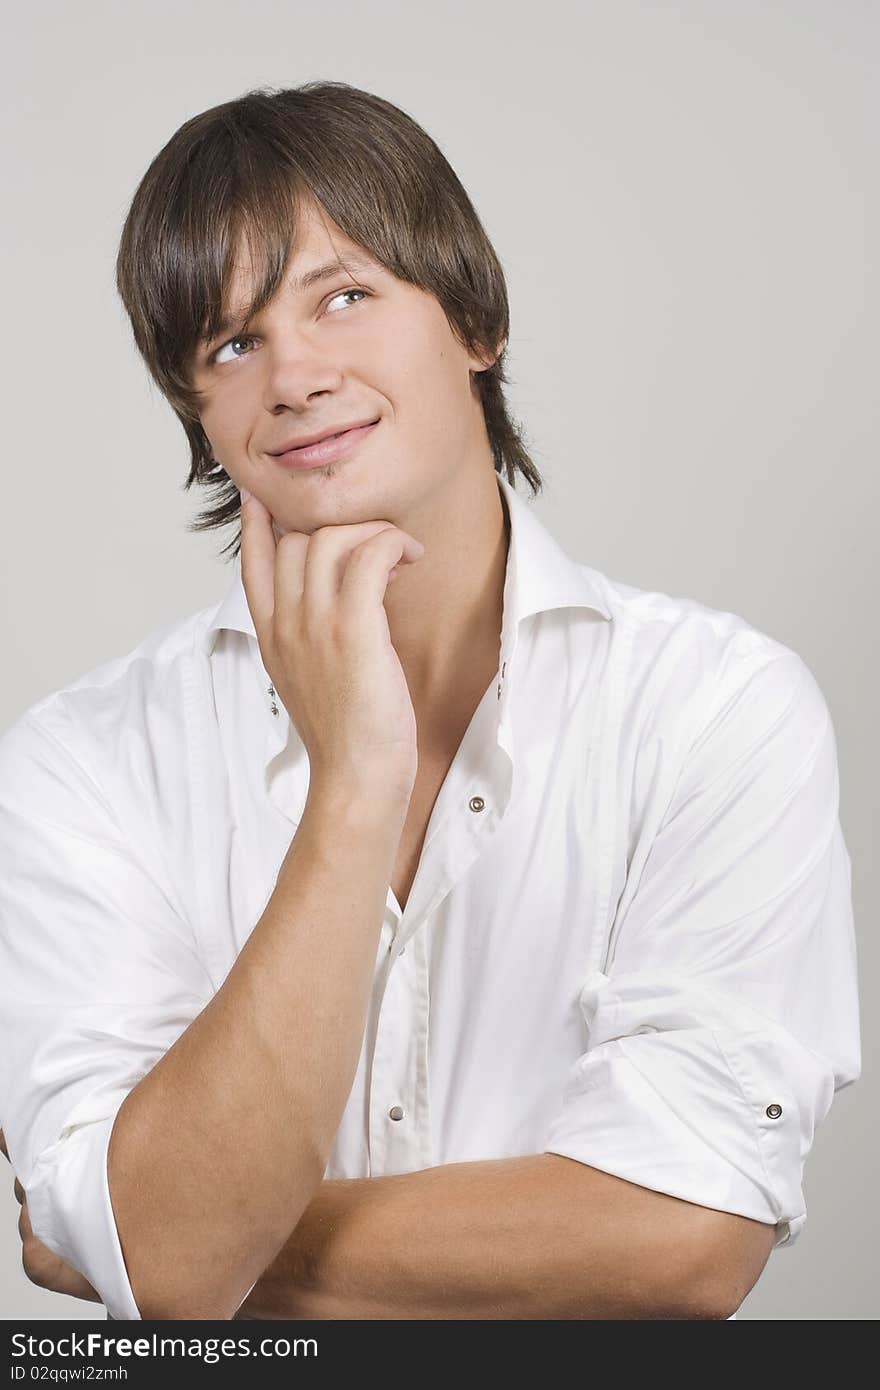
0, 471, 861, 1321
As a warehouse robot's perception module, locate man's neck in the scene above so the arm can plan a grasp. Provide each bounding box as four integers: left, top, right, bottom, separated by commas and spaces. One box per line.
382, 464, 510, 723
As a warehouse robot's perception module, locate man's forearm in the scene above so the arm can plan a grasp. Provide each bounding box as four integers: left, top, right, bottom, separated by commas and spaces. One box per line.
236, 1153, 729, 1320
108, 777, 407, 1321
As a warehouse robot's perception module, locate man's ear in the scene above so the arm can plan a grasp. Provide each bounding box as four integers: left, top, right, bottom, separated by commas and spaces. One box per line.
470, 335, 508, 374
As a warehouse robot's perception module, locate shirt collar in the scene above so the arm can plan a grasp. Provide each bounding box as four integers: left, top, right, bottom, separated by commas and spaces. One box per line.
201, 470, 611, 663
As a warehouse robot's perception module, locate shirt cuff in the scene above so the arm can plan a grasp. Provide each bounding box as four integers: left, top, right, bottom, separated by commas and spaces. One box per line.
543, 972, 838, 1254
25, 1113, 142, 1321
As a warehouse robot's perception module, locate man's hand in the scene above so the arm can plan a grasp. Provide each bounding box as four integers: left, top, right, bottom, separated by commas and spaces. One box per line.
0, 1127, 101, 1303
239, 487, 426, 802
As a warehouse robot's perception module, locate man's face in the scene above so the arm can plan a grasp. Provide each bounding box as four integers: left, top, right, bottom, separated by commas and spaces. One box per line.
191, 197, 495, 537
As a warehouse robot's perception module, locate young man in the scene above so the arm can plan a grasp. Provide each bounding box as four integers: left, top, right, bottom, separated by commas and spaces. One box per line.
0, 82, 860, 1321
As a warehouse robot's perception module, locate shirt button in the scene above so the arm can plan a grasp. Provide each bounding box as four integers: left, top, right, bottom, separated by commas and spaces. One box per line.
389, 1105, 405, 1121
397, 945, 406, 955
469, 796, 485, 812
766, 1104, 783, 1119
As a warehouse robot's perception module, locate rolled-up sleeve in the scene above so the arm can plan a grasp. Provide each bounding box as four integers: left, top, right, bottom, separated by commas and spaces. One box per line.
0, 708, 214, 1318
545, 644, 861, 1250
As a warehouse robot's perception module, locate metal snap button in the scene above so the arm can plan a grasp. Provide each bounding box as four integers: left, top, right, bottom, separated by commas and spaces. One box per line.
389, 1105, 405, 1121
766, 1104, 783, 1119
469, 796, 485, 812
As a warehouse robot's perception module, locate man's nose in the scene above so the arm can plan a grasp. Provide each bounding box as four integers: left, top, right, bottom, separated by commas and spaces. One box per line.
262, 338, 345, 413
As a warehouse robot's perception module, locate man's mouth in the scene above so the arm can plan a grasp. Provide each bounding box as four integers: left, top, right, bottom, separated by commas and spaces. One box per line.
270, 420, 381, 469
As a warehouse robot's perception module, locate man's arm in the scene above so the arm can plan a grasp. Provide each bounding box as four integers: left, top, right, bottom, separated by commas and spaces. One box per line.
235, 1153, 776, 1321
108, 778, 406, 1322
107, 509, 427, 1322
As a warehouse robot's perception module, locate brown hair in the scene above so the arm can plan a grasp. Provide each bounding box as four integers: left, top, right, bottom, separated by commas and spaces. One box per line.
114, 81, 543, 561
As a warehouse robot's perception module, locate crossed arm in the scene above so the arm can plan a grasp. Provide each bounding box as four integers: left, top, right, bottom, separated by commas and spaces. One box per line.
2, 1128, 774, 1320
230, 1152, 774, 1320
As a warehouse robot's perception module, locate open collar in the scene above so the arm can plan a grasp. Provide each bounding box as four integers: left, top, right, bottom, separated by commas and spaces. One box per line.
201, 471, 612, 822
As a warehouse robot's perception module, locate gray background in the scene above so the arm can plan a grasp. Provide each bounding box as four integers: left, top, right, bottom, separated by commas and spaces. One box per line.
0, 0, 875, 1320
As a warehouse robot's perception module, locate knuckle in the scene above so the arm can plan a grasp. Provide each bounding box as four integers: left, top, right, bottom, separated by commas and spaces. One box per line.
276, 531, 306, 556
307, 527, 336, 552
361, 523, 397, 543
351, 530, 394, 562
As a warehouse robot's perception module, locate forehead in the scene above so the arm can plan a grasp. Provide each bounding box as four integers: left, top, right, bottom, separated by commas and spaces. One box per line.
222, 201, 380, 315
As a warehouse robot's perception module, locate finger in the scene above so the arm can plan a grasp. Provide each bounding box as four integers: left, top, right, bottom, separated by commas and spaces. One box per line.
302, 521, 393, 613
273, 531, 310, 631
340, 528, 425, 618
305, 522, 421, 613
238, 489, 281, 647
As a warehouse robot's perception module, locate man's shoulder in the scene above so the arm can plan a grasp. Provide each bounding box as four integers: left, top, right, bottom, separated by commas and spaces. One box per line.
581, 562, 821, 735
0, 595, 226, 800
590, 562, 785, 651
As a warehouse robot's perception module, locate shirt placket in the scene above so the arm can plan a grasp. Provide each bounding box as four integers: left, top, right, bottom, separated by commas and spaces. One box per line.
367, 643, 519, 1177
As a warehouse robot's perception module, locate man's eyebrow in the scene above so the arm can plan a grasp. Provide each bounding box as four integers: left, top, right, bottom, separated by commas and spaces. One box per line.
199, 254, 381, 348
290, 253, 379, 293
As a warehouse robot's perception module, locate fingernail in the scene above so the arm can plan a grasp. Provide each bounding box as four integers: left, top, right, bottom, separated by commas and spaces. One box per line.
240, 488, 252, 505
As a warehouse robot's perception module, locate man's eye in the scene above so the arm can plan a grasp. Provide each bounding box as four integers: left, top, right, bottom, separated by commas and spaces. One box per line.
325, 287, 369, 314
213, 335, 256, 365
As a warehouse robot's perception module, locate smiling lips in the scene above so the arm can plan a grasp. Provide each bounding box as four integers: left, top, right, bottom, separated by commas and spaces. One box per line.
270, 417, 380, 454
270, 419, 381, 469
